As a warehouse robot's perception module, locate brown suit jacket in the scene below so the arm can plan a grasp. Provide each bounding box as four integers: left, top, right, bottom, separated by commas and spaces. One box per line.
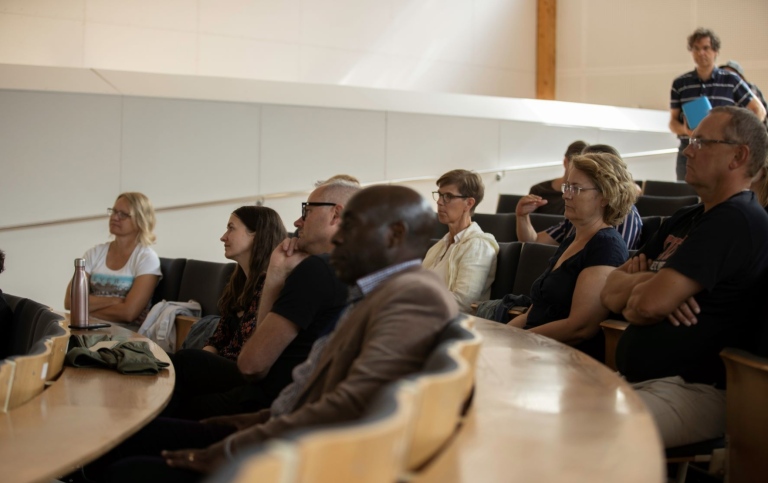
229, 266, 458, 452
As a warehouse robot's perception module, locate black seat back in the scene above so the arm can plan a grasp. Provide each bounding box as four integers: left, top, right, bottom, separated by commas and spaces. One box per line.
636, 216, 664, 249
177, 260, 237, 317
490, 242, 523, 299
496, 194, 524, 214
512, 243, 558, 297
642, 180, 698, 197
152, 257, 188, 306
473, 213, 516, 243
10, 298, 48, 356
635, 195, 699, 217
528, 213, 565, 233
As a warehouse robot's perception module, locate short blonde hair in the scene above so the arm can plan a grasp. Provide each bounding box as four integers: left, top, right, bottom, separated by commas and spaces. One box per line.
117, 192, 156, 246
570, 153, 637, 226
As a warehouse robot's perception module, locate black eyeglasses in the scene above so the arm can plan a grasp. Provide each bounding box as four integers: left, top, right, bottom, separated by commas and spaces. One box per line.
689, 137, 742, 150
561, 183, 600, 197
107, 208, 131, 220
301, 202, 336, 220
432, 191, 470, 203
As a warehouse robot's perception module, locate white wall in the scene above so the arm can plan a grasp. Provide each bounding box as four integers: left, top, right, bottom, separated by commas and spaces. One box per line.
0, 82, 676, 311
0, 0, 536, 99
1, 1, 765, 110
557, 0, 768, 110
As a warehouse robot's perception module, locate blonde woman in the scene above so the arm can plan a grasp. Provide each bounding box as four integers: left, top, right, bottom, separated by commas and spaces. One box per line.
509, 153, 636, 360
64, 192, 161, 325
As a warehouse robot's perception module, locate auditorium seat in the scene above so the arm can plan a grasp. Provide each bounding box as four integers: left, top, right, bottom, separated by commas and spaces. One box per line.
512, 243, 558, 296
214, 441, 297, 483
405, 336, 471, 472
635, 195, 699, 217
9, 297, 48, 356
636, 216, 664, 248
720, 347, 768, 483
6, 339, 52, 410
152, 257, 187, 306
490, 242, 523, 300
473, 213, 517, 243
642, 180, 698, 197
496, 194, 524, 213
290, 381, 416, 483
528, 213, 565, 233
177, 260, 237, 317
174, 259, 237, 350
0, 360, 13, 412
600, 319, 628, 371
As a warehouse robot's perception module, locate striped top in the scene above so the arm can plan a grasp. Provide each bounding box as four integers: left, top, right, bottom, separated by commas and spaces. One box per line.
670, 68, 754, 138
545, 205, 643, 250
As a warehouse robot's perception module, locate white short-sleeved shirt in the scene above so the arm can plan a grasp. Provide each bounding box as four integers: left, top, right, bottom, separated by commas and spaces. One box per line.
83, 242, 162, 323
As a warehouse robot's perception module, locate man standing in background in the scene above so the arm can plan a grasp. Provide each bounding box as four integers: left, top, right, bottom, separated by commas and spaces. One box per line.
669, 28, 766, 180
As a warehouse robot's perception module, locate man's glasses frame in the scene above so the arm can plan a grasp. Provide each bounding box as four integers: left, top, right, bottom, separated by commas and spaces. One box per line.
432, 191, 470, 203
301, 202, 337, 221
107, 208, 131, 220
689, 137, 742, 150
561, 183, 600, 197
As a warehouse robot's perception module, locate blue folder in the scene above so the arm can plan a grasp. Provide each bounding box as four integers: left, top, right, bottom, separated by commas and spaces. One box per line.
682, 96, 712, 130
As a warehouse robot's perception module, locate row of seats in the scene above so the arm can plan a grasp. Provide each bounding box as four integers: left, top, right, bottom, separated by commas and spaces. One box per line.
209, 316, 482, 483
496, 193, 699, 218
151, 258, 236, 349
437, 214, 664, 253
1, 295, 69, 411
152, 258, 236, 317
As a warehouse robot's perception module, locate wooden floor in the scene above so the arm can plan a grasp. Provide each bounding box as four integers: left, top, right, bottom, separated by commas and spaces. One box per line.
0, 318, 174, 483
412, 318, 665, 483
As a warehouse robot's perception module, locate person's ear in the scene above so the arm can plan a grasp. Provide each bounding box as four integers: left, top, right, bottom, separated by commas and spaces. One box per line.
387, 221, 406, 249
729, 145, 750, 171
465, 197, 476, 212
330, 204, 343, 225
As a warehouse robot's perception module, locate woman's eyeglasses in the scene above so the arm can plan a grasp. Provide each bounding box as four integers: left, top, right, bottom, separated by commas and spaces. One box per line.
432, 191, 470, 203
561, 183, 600, 196
107, 208, 131, 220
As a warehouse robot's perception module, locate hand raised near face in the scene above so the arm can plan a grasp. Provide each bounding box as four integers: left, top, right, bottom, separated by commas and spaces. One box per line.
515, 195, 548, 216
265, 238, 310, 284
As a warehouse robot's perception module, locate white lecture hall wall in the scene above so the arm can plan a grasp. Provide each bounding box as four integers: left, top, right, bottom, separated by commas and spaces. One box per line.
0, 86, 676, 309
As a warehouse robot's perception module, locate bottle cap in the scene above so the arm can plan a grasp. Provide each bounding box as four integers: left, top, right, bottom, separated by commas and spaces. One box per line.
74, 258, 86, 267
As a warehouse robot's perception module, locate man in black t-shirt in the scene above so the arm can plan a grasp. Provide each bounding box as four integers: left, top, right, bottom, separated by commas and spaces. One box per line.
235, 179, 360, 391
601, 106, 768, 448
167, 179, 359, 420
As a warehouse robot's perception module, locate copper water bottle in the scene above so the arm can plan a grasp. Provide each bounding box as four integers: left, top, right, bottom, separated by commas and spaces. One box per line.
70, 258, 89, 327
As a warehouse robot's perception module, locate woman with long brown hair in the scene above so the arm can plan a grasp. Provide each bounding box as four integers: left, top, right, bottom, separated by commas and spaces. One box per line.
166, 205, 288, 419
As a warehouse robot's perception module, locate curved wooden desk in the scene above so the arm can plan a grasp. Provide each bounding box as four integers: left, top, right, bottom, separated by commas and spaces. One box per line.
413, 318, 665, 483
0, 315, 174, 483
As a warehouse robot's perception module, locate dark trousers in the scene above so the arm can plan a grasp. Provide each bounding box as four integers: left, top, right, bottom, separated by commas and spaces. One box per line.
72, 417, 236, 483
163, 349, 271, 420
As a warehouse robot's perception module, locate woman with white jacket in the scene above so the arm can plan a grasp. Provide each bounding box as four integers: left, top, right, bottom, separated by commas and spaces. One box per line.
423, 169, 498, 312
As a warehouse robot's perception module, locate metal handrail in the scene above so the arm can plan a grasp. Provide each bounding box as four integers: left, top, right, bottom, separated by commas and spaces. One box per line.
0, 148, 677, 232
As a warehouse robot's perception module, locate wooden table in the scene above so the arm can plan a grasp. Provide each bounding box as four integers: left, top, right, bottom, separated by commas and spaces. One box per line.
0, 315, 174, 483
413, 318, 665, 483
